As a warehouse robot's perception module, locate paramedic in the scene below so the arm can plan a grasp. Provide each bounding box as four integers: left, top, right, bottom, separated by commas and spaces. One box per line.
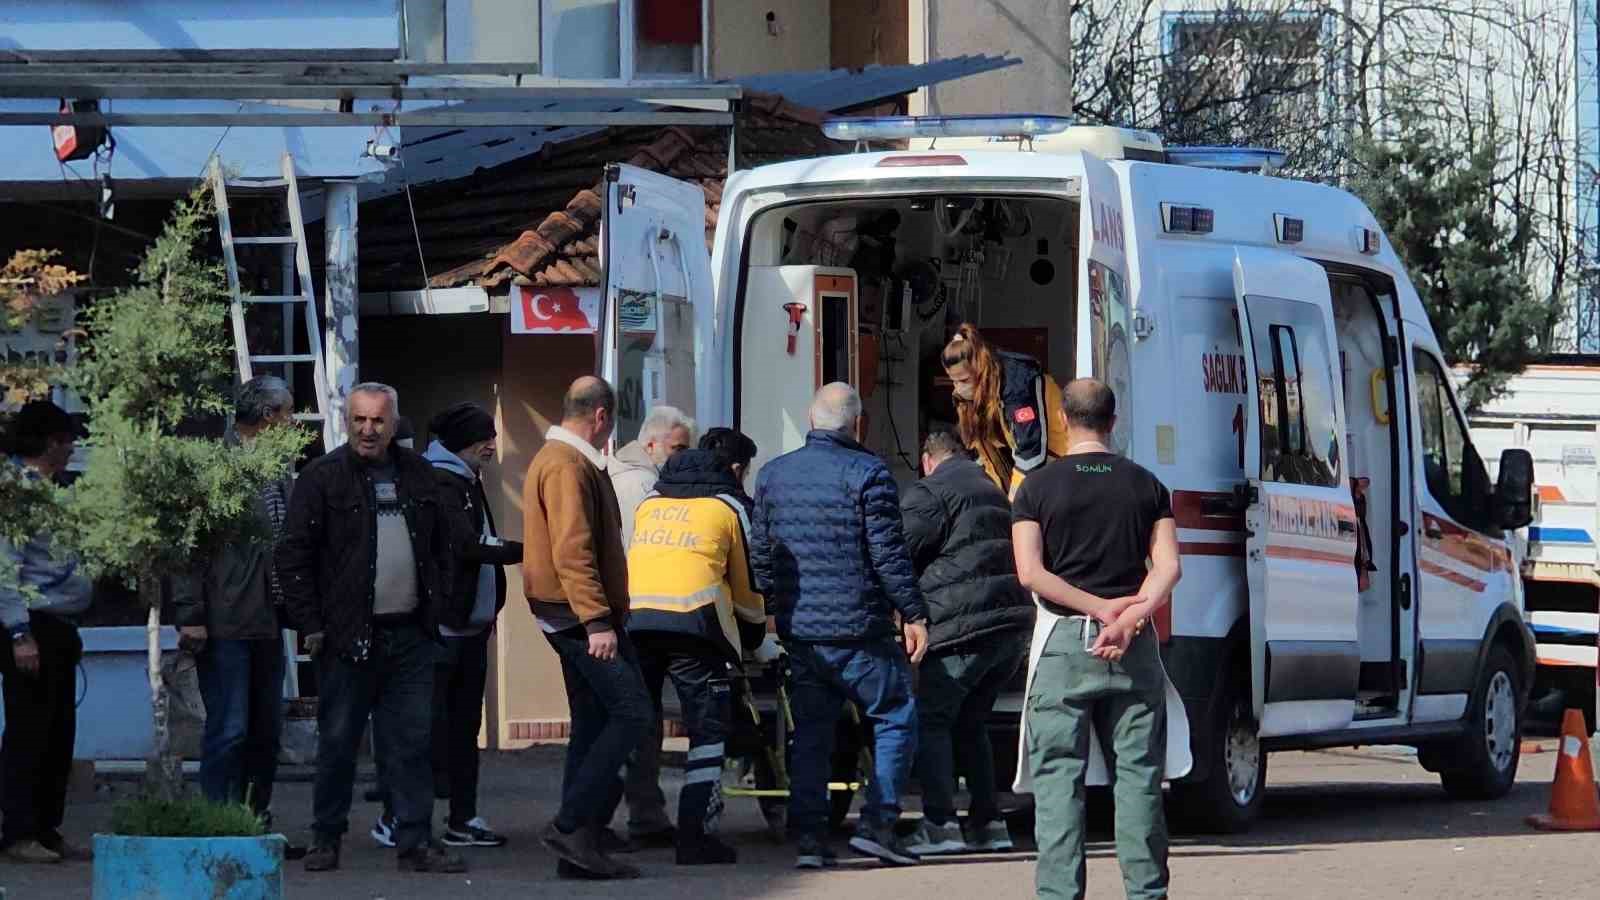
941, 323, 1070, 496
750, 382, 930, 869
625, 431, 765, 866
1011, 378, 1181, 900
900, 428, 1033, 856
607, 405, 695, 849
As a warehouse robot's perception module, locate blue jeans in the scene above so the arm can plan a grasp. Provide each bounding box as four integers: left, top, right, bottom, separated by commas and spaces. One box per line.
787, 639, 918, 835
914, 632, 1028, 826
197, 636, 286, 814
312, 621, 437, 854
544, 626, 652, 833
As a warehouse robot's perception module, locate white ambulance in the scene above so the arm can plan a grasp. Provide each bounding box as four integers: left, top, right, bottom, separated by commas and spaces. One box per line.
595, 115, 1538, 832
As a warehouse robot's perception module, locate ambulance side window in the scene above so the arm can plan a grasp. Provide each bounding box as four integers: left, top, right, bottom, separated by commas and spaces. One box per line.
1413, 350, 1494, 530
1246, 297, 1341, 488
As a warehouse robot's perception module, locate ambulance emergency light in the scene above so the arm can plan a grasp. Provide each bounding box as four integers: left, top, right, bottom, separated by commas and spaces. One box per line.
822, 114, 1076, 143
1165, 146, 1288, 173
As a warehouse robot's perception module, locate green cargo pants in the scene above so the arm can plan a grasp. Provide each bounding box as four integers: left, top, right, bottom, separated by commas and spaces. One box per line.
1027, 618, 1168, 900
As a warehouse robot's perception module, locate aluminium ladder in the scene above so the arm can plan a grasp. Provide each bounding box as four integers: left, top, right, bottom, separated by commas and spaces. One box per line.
208, 152, 332, 699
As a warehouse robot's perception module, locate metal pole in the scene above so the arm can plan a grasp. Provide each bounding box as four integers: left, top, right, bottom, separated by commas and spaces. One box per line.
324, 182, 359, 446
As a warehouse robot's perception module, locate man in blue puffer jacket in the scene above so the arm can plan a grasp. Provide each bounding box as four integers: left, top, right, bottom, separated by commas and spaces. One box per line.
750, 382, 930, 870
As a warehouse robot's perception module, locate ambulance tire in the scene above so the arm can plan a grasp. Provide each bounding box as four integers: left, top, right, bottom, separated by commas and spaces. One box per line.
1436, 645, 1522, 801
1171, 671, 1265, 834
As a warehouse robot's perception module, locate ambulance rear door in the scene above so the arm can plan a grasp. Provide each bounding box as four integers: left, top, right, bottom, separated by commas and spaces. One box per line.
1075, 151, 1134, 454
1232, 247, 1362, 737
599, 163, 715, 446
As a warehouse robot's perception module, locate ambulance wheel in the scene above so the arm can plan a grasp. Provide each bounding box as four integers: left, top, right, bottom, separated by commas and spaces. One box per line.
1172, 672, 1265, 834
1437, 645, 1521, 801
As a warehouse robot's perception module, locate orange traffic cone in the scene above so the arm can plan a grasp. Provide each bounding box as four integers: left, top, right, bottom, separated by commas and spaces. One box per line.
1526, 709, 1600, 832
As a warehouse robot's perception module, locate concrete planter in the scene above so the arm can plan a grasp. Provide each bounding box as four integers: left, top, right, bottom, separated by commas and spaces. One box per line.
91, 834, 286, 899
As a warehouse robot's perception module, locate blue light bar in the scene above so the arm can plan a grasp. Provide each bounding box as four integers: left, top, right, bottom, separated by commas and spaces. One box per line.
1166, 146, 1288, 172
822, 114, 1075, 142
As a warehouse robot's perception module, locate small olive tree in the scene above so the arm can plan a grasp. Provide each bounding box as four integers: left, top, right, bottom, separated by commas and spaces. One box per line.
60, 188, 305, 798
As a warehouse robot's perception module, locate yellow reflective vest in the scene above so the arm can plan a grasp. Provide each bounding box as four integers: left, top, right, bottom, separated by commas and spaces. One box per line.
626, 492, 766, 660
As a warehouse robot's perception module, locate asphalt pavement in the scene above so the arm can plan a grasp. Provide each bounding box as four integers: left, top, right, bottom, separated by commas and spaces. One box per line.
3, 739, 1595, 899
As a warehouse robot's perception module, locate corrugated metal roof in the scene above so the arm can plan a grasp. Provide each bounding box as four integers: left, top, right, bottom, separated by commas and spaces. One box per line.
360, 55, 1019, 202
737, 55, 1020, 112
351, 94, 844, 293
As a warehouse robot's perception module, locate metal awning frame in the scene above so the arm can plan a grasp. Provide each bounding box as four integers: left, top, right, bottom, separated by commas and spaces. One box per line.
0, 57, 740, 127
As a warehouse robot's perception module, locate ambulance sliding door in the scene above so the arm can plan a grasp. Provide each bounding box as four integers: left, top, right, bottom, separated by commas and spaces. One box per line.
1232, 248, 1362, 737
599, 163, 715, 447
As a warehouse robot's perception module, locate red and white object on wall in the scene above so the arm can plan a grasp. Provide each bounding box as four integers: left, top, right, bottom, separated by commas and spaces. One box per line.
511, 285, 600, 334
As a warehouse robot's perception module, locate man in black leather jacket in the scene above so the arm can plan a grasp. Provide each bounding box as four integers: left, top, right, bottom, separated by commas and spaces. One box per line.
277, 383, 463, 875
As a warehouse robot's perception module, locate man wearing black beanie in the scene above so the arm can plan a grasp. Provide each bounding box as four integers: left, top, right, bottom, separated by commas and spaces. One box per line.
419, 402, 522, 849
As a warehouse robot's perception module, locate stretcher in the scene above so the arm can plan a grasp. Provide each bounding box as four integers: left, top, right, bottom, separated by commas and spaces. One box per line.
721, 646, 872, 837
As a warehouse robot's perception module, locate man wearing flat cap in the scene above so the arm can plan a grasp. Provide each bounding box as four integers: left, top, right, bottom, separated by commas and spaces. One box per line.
422, 402, 523, 848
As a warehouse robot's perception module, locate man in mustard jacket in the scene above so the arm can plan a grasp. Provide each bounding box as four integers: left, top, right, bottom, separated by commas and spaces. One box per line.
625, 432, 765, 866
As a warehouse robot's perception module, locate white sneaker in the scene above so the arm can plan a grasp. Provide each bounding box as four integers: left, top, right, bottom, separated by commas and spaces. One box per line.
370, 813, 396, 848
906, 819, 967, 855
966, 819, 1013, 852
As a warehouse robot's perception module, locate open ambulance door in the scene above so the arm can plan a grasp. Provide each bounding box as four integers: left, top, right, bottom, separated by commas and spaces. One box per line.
1074, 152, 1134, 455
1232, 248, 1363, 738
599, 163, 716, 447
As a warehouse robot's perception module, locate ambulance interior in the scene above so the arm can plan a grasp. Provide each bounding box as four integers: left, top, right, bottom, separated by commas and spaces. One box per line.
1327, 268, 1408, 718
736, 193, 1080, 486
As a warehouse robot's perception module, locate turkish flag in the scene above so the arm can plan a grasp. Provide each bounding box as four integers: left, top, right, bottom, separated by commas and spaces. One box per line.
516, 286, 591, 332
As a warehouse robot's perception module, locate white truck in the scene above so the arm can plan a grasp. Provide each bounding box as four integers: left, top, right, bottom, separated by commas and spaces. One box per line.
594, 115, 1539, 832
1467, 359, 1600, 734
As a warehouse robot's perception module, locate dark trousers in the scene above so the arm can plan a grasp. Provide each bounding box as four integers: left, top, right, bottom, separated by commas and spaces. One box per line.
431, 630, 489, 828
635, 633, 733, 841
544, 626, 651, 834
914, 632, 1028, 826
197, 636, 286, 814
0, 612, 80, 847
787, 638, 918, 836
313, 621, 437, 854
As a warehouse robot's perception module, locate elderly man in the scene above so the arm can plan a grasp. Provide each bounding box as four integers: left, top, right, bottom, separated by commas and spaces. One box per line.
611, 406, 695, 550
1012, 379, 1181, 900
278, 383, 464, 875
750, 383, 930, 869
900, 428, 1032, 856
526, 377, 651, 880
175, 376, 296, 826
606, 404, 694, 849
0, 400, 92, 864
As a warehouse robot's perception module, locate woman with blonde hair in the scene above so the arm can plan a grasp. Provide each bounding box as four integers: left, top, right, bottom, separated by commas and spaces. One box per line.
940, 323, 1068, 495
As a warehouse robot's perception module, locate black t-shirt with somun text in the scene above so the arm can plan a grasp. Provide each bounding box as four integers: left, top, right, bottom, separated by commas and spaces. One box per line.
1011, 452, 1174, 601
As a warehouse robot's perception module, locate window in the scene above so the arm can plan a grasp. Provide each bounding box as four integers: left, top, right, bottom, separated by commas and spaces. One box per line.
544, 0, 704, 80
1271, 324, 1304, 455
406, 1, 704, 77
1245, 296, 1341, 487
1413, 350, 1493, 530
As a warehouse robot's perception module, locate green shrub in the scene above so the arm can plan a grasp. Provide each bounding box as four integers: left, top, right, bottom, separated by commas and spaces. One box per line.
109, 791, 266, 838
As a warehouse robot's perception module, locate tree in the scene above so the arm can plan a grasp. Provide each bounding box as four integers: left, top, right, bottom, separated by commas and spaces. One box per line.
57, 187, 305, 799
1350, 110, 1558, 410
1, 249, 82, 406
0, 250, 83, 608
